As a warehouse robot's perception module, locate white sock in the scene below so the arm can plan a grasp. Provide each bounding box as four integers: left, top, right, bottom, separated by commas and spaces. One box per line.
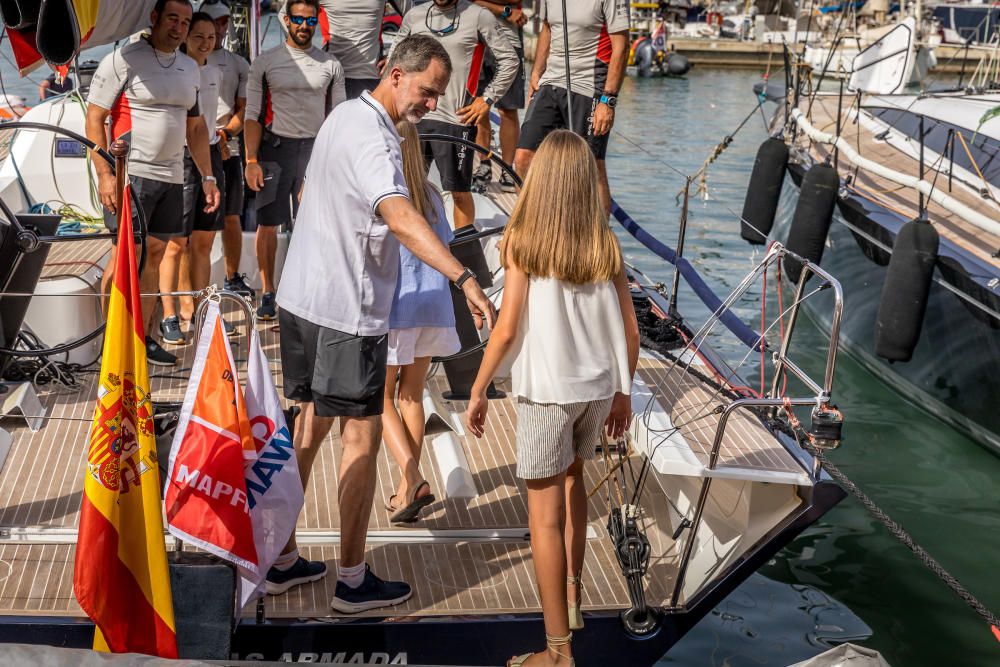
272, 549, 299, 571
338, 561, 366, 589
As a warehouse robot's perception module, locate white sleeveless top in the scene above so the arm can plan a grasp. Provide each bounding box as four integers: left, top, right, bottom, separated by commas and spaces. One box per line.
510, 276, 631, 404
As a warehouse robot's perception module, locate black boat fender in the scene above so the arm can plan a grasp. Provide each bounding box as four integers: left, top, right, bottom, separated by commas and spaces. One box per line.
0, 0, 41, 30
35, 0, 80, 66
783, 163, 839, 282
740, 138, 789, 244
665, 52, 691, 76
874, 218, 939, 362
634, 38, 655, 77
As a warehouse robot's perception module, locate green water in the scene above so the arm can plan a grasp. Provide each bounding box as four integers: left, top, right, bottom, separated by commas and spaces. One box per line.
604, 71, 1000, 666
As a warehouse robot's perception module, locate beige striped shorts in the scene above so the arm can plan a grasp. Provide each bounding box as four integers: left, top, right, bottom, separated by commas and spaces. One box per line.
515, 397, 614, 480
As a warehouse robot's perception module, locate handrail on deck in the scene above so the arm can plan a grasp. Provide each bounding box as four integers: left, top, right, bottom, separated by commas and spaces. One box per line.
665, 245, 844, 611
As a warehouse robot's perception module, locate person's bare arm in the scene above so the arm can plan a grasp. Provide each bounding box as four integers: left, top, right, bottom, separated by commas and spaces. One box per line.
592, 31, 628, 136
605, 265, 639, 439
244, 118, 264, 190
223, 96, 246, 137
186, 117, 221, 212
378, 195, 496, 329
85, 104, 117, 212
529, 21, 550, 101
473, 1, 528, 27
466, 263, 529, 437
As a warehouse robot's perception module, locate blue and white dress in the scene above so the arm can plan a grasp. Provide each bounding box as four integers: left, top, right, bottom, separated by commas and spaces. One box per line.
387, 188, 461, 366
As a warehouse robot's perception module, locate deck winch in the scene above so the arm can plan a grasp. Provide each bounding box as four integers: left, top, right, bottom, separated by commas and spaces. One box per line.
810, 404, 844, 450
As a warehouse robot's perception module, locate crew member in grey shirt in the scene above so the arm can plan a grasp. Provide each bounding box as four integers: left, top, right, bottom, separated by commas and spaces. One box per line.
392, 0, 518, 229
280, 0, 413, 99
86, 0, 220, 368
197, 0, 255, 301
268, 35, 495, 608
244, 0, 346, 321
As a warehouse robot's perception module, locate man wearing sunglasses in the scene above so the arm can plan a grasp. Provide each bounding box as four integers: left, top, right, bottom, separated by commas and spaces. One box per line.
244, 0, 346, 324
391, 0, 518, 230
280, 1, 414, 100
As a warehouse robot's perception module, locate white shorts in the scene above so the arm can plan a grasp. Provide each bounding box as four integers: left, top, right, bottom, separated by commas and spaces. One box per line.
386, 326, 461, 366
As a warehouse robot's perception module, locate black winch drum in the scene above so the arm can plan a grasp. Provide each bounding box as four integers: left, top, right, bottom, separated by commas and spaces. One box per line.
740, 138, 789, 244
874, 218, 939, 362
783, 163, 839, 282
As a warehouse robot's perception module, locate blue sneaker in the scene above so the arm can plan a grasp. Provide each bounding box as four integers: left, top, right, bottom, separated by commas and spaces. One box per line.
224, 272, 256, 300
330, 564, 412, 614
257, 291, 277, 321
265, 557, 327, 595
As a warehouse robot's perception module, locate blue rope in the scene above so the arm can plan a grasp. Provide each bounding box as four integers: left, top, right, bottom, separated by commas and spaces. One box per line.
610, 200, 764, 351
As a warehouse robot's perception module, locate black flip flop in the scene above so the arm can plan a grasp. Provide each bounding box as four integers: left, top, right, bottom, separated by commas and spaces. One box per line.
388, 481, 436, 523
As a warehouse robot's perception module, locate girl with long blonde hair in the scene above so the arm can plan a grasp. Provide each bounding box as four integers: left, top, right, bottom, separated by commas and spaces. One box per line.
467, 130, 640, 666
382, 119, 461, 522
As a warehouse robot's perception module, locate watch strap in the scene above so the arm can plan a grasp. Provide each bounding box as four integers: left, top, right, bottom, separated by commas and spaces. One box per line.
454, 267, 476, 289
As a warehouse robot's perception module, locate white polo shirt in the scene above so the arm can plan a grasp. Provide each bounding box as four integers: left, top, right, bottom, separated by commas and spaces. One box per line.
276, 91, 410, 336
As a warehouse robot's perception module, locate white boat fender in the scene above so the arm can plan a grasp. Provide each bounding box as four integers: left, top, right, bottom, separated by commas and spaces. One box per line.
740, 137, 789, 245
783, 163, 839, 283
874, 218, 939, 362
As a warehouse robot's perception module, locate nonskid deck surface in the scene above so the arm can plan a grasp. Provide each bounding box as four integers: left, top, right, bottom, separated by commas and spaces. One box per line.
800, 95, 1000, 271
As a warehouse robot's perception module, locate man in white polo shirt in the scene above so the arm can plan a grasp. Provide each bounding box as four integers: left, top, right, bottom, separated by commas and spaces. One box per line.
270, 35, 495, 612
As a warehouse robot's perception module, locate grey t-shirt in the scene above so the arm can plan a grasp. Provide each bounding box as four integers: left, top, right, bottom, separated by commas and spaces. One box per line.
87, 39, 202, 184
244, 43, 346, 139
394, 0, 518, 126
279, 0, 413, 80
538, 0, 630, 98
206, 47, 249, 128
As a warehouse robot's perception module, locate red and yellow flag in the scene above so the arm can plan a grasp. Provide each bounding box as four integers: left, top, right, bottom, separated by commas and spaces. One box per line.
73, 187, 178, 657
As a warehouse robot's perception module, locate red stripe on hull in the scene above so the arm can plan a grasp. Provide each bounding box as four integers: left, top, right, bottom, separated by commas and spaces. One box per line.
74, 496, 178, 657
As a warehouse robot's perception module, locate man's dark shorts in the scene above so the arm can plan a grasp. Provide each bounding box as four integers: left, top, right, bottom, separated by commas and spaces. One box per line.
345, 77, 380, 100
256, 133, 314, 228
479, 43, 526, 110
518, 84, 611, 160
223, 154, 244, 218
104, 175, 185, 242
418, 118, 476, 193
279, 309, 388, 418
182, 145, 225, 234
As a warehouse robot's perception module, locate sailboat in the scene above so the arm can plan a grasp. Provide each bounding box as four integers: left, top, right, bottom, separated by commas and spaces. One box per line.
0, 1, 850, 663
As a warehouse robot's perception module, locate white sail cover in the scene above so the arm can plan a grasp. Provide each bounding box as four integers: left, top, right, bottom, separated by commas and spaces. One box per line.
849, 17, 917, 95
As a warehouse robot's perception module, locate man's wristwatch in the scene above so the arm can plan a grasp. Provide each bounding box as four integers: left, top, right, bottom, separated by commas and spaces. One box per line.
454, 267, 477, 289
599, 92, 619, 109
483, 95, 495, 107
501, 4, 513, 19
202, 175, 217, 184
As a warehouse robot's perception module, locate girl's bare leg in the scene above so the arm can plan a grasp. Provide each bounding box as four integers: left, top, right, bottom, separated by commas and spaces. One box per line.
564, 457, 587, 610
395, 357, 432, 499
523, 475, 574, 666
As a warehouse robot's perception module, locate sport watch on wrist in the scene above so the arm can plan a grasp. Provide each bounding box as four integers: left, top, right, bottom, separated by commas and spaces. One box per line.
483, 95, 495, 107
599, 92, 619, 109
454, 267, 477, 289
501, 4, 513, 18
202, 175, 217, 183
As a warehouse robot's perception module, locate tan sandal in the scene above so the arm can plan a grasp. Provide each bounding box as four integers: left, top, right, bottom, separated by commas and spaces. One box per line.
567, 574, 584, 631
507, 633, 574, 666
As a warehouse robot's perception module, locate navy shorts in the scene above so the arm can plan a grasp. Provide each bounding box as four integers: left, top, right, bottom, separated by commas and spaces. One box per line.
479, 42, 526, 110
256, 134, 313, 228
279, 309, 388, 418
103, 175, 184, 242
518, 85, 611, 160
222, 154, 244, 218
418, 118, 476, 193
182, 145, 225, 234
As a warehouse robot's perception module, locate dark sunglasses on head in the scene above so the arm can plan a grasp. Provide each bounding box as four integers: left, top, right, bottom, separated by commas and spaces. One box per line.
288, 15, 319, 27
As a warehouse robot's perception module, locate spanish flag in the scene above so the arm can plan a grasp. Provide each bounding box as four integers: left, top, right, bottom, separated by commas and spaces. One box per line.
73, 187, 178, 657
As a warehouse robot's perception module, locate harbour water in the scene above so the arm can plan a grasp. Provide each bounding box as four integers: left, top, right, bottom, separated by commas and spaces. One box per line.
1, 37, 998, 666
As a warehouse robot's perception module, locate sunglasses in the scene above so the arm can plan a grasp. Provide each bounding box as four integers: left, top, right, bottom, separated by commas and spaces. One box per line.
288, 15, 319, 27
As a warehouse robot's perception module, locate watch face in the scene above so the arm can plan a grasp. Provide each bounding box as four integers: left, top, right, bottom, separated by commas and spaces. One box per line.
606, 96, 618, 108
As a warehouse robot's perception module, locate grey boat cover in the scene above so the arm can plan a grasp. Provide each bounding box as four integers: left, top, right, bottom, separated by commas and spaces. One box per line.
788, 643, 892, 667
2, 644, 213, 667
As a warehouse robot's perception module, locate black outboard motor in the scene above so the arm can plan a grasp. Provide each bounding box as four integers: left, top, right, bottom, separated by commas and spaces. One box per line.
740, 138, 789, 244
874, 218, 939, 362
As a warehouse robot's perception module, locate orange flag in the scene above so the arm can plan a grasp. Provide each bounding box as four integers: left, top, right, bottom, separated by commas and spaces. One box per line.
73, 187, 178, 657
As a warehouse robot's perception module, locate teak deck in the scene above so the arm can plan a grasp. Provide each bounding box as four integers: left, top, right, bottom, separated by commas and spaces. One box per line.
798, 94, 1000, 269
0, 177, 806, 621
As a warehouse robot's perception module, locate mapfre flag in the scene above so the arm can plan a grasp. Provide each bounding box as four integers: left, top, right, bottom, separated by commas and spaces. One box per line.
164, 302, 260, 580
74, 187, 177, 657
241, 328, 304, 606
